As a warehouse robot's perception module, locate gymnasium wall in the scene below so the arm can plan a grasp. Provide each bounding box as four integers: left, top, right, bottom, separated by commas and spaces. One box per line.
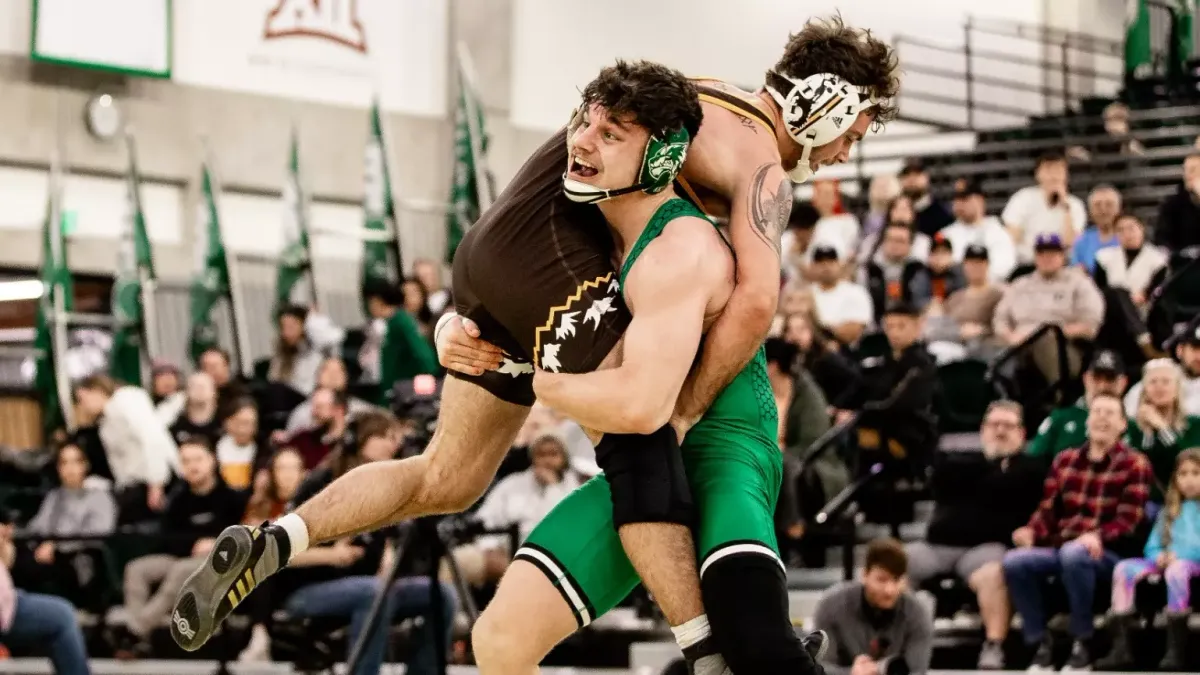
0, 0, 1128, 283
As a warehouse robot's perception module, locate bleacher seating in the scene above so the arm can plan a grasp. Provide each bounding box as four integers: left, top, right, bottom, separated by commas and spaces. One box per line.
920, 105, 1200, 232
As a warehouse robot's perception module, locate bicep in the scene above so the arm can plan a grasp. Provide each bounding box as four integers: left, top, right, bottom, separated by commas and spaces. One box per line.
623, 277, 709, 391
733, 161, 792, 257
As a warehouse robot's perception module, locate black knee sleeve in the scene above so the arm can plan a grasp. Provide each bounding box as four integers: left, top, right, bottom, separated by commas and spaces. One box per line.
702, 552, 823, 675
595, 426, 693, 529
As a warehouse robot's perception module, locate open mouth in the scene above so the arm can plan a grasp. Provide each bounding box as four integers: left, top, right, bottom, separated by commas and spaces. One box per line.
569, 154, 599, 179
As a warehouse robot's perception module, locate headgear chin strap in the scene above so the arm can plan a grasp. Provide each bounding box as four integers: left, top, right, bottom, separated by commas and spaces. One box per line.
562, 108, 691, 204
764, 71, 877, 183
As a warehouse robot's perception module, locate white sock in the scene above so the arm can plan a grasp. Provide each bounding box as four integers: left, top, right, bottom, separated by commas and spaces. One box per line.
671, 613, 712, 650
274, 513, 310, 561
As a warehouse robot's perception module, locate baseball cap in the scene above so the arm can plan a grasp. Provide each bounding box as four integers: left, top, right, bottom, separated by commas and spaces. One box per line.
930, 234, 953, 253
811, 244, 840, 262
1034, 233, 1064, 252
954, 180, 985, 199
963, 244, 989, 261
1183, 325, 1200, 347
1088, 349, 1124, 377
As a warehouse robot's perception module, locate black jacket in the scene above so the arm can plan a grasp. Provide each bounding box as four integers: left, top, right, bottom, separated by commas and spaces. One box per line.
805, 349, 862, 409
925, 452, 1046, 547
161, 481, 248, 558
916, 200, 955, 238
1155, 183, 1200, 252
864, 260, 933, 322
850, 343, 939, 461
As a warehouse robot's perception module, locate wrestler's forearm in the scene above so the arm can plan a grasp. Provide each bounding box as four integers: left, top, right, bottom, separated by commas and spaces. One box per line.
674, 295, 770, 422
675, 161, 786, 422
534, 369, 671, 435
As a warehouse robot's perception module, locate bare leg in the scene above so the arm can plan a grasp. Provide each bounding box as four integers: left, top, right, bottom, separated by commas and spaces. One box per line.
583, 344, 706, 627
620, 524, 705, 624
295, 377, 530, 542
167, 378, 531, 653
970, 562, 1012, 642
472, 560, 578, 675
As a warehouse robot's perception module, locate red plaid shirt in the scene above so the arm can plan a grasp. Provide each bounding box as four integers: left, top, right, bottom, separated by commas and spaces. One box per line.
1027, 442, 1151, 546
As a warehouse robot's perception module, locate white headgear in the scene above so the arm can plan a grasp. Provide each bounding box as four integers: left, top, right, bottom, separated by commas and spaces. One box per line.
764, 71, 878, 183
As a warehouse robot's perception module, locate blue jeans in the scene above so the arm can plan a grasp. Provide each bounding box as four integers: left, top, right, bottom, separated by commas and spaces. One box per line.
1, 591, 91, 675
284, 575, 457, 675
1003, 542, 1119, 643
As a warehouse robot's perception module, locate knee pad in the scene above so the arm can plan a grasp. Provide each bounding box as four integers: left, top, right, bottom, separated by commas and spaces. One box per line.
595, 426, 693, 529
702, 552, 820, 675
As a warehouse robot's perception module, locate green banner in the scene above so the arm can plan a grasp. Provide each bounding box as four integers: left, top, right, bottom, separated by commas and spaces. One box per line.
34, 179, 73, 436
189, 162, 231, 363
276, 130, 313, 312
445, 65, 494, 264
362, 99, 400, 313
110, 133, 155, 385
1127, 0, 1154, 77
1175, 0, 1196, 68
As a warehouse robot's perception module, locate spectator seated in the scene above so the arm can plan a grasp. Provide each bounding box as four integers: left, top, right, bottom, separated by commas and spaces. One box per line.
992, 234, 1106, 408
1003, 393, 1152, 671
906, 401, 1044, 669
110, 437, 246, 651
845, 304, 938, 502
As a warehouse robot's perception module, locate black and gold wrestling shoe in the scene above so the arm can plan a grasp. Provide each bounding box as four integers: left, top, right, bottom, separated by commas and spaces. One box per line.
169, 522, 290, 651
681, 629, 828, 675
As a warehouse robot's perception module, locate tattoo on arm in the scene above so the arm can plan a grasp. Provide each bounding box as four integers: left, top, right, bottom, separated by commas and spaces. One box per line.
747, 162, 792, 254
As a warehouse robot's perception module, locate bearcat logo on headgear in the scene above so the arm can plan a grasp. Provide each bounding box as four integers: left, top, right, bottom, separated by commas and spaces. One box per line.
646, 140, 687, 183
264, 0, 367, 53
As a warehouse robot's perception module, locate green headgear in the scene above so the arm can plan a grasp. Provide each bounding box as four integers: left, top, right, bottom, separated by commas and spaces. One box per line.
563, 108, 691, 204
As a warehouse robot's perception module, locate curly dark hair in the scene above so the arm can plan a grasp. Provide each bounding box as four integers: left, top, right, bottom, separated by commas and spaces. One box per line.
772, 14, 900, 126
580, 60, 703, 140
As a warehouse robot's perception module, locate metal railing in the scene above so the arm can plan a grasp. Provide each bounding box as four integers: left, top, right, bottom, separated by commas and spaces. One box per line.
984, 323, 1071, 405
793, 367, 924, 580
895, 16, 1124, 129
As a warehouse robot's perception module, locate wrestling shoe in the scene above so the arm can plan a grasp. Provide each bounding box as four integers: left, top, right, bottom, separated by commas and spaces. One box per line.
682, 636, 730, 675
681, 629, 828, 675
170, 522, 291, 651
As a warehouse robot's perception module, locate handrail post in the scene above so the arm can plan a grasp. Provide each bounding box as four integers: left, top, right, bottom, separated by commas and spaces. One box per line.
1061, 41, 1072, 114
1052, 325, 1069, 403
964, 18, 975, 129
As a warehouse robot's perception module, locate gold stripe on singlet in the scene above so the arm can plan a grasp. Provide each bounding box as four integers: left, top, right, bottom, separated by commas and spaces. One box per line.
692, 80, 777, 134
675, 80, 776, 215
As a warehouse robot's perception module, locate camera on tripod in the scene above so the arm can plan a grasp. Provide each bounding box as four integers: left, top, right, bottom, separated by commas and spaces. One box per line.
389, 375, 442, 453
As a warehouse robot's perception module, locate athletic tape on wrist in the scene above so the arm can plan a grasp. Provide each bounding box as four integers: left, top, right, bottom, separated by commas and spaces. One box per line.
433, 311, 458, 347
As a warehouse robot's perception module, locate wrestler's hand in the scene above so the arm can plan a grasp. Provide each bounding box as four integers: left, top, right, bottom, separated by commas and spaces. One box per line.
435, 313, 503, 376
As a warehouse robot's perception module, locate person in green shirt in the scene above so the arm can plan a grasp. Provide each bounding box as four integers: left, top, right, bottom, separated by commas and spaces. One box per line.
1027, 350, 1130, 460
1124, 357, 1200, 500
363, 280, 438, 406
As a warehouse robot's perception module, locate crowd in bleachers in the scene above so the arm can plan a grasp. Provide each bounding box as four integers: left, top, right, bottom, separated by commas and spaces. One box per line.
0, 257, 601, 674
7, 110, 1200, 672
774, 147, 1200, 671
